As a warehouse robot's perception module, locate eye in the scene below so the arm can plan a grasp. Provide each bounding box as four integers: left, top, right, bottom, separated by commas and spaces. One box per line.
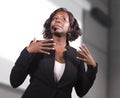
52, 17, 58, 21
61, 18, 67, 21
52, 16, 69, 22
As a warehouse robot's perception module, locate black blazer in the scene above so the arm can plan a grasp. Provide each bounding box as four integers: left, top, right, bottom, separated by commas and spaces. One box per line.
10, 45, 98, 98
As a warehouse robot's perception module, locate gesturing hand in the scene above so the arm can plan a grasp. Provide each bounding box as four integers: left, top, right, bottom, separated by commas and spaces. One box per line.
76, 44, 96, 67
27, 38, 56, 55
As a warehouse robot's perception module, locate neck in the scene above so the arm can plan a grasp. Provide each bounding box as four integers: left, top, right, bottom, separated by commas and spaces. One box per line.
52, 34, 67, 47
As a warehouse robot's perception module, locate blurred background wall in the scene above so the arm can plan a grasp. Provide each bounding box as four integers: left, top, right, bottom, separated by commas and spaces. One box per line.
108, 0, 120, 98
0, 0, 120, 98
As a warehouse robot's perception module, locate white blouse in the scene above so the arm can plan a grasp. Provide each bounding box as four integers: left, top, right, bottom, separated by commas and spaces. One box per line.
54, 60, 65, 82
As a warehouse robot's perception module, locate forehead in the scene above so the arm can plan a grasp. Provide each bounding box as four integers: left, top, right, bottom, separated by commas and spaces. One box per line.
54, 11, 69, 18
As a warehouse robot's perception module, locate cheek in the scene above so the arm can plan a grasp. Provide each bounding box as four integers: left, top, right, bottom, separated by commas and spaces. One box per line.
64, 24, 70, 31
50, 21, 54, 26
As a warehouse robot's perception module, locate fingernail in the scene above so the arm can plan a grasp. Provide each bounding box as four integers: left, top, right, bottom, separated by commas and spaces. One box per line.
82, 43, 85, 46
48, 53, 50, 55
53, 43, 56, 45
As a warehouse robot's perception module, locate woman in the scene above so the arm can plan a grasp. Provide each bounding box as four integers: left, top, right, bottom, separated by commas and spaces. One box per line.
10, 8, 98, 98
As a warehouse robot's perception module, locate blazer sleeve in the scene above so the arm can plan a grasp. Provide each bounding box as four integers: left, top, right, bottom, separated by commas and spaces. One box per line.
74, 62, 98, 97
10, 47, 36, 88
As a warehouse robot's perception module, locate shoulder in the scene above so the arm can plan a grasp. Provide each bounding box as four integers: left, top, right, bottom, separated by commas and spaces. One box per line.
66, 45, 76, 52
66, 46, 82, 63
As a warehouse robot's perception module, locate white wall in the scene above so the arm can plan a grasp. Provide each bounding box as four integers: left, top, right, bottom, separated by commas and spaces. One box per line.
0, 0, 57, 87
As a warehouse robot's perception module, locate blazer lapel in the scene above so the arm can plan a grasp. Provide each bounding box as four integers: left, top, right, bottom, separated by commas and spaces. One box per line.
56, 47, 78, 85
42, 50, 56, 85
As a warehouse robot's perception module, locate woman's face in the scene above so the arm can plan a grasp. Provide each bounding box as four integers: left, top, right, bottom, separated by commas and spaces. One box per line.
50, 11, 70, 35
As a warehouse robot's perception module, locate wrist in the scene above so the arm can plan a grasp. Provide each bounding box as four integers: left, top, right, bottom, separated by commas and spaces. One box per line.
91, 61, 97, 68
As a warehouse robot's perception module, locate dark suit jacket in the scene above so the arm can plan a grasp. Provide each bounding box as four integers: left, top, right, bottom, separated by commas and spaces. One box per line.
10, 45, 98, 98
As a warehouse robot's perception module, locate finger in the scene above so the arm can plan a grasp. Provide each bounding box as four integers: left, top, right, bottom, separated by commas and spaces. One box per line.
79, 46, 87, 55
82, 44, 90, 54
79, 45, 89, 56
33, 37, 37, 43
39, 50, 51, 55
40, 39, 56, 47
77, 49, 89, 61
41, 42, 56, 47
41, 47, 55, 50
42, 39, 54, 43
77, 50, 84, 57
76, 56, 86, 62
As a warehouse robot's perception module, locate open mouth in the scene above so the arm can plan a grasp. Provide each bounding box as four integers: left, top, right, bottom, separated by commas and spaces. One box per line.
51, 25, 62, 32
54, 25, 62, 29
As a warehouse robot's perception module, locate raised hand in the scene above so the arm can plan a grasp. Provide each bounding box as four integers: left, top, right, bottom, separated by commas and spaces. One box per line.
27, 38, 56, 55
76, 44, 96, 67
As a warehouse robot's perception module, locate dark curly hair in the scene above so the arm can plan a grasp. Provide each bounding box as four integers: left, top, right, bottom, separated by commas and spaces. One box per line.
42, 7, 82, 42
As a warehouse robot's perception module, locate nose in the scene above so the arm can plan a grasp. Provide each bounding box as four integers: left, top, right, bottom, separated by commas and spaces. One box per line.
55, 18, 61, 23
